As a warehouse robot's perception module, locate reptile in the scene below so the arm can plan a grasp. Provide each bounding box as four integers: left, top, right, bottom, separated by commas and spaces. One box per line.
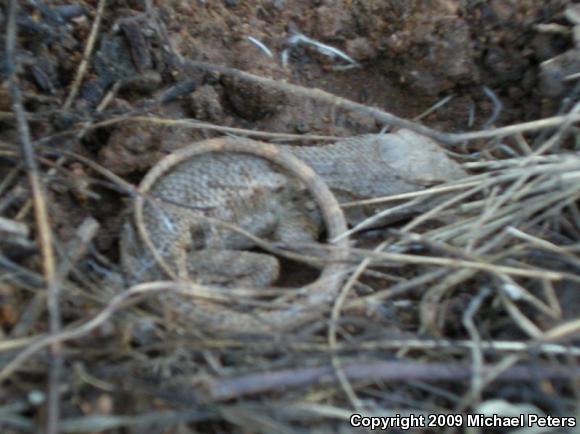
120, 131, 466, 333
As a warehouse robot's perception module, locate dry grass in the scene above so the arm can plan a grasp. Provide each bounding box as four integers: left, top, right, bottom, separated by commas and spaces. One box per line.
2, 108, 578, 434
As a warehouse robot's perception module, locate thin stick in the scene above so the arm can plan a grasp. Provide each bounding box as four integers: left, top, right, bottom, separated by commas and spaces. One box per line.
413, 95, 454, 121
5, 1, 61, 433
462, 288, 492, 406
0, 280, 296, 382
0, 282, 178, 383
91, 115, 340, 142
181, 60, 580, 146
206, 360, 580, 400
328, 242, 389, 411
62, 0, 107, 109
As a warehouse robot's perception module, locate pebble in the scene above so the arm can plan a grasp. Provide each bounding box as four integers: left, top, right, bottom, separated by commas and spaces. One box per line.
564, 5, 580, 25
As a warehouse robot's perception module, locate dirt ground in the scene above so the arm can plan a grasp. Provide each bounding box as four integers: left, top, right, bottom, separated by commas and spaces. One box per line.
1, 0, 579, 433
2, 0, 576, 245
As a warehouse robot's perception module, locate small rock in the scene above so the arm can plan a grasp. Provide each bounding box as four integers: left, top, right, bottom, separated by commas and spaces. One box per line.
346, 37, 376, 61
93, 34, 137, 84
189, 85, 224, 121
565, 5, 580, 25
28, 62, 55, 94
119, 71, 162, 94
314, 6, 353, 39
53, 4, 86, 21
222, 76, 287, 121
99, 124, 162, 174
79, 78, 108, 107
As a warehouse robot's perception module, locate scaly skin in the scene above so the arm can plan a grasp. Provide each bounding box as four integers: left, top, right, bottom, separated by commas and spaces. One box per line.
121, 131, 465, 333
121, 136, 350, 333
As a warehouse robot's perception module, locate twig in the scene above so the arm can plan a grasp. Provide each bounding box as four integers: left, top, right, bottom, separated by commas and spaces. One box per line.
481, 86, 502, 129
413, 95, 454, 121
5, 1, 61, 433
285, 32, 360, 68
0, 282, 195, 383
337, 245, 570, 280
532, 101, 580, 155
62, 0, 107, 109
181, 60, 580, 146
246, 36, 273, 58
205, 360, 580, 400
542, 318, 580, 341
452, 354, 521, 427
91, 115, 340, 142
328, 242, 389, 411
462, 288, 492, 406
0, 253, 46, 288
337, 338, 580, 357
341, 180, 480, 208
55, 217, 100, 281
8, 218, 101, 340
0, 216, 29, 238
